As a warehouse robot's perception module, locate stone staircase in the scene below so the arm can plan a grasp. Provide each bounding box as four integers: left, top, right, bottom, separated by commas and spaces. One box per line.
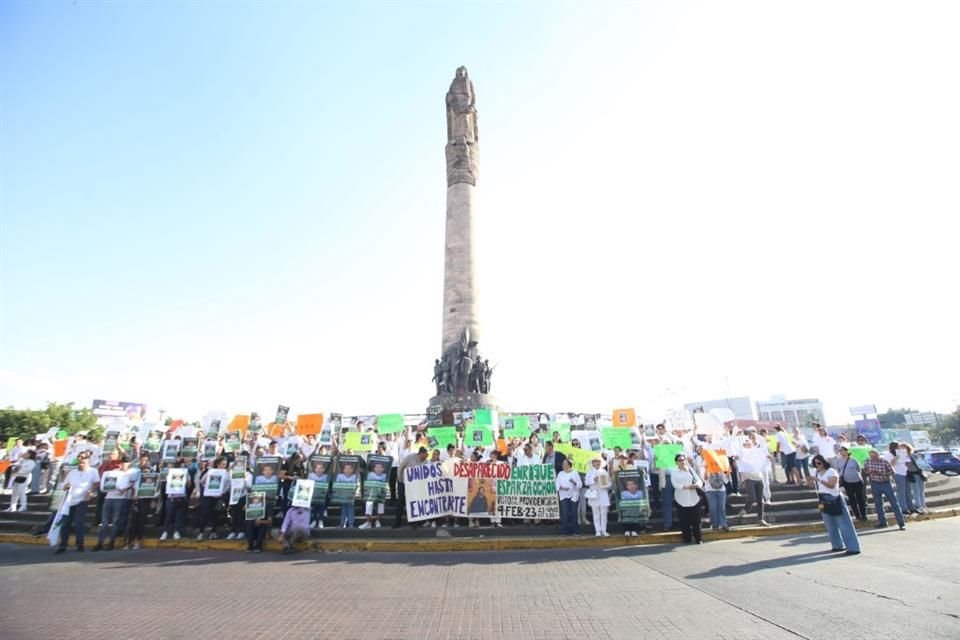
2, 472, 957, 541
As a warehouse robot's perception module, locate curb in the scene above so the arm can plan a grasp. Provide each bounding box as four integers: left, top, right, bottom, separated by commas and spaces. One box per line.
4, 508, 956, 554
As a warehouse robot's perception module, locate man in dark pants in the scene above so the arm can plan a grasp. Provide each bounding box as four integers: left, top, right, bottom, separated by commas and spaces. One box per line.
55, 452, 100, 554
393, 447, 429, 528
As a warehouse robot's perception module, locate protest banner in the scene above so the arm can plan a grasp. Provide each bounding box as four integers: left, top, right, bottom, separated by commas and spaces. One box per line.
296, 413, 324, 436
231, 456, 247, 479
308, 454, 332, 504
703, 448, 731, 474
601, 427, 632, 450
467, 425, 494, 447
275, 405, 290, 424
254, 456, 281, 497
502, 415, 531, 438
332, 455, 361, 504
248, 413, 263, 434
226, 415, 250, 435
694, 411, 725, 436
52, 439, 68, 458
101, 470, 121, 492
474, 408, 497, 427
495, 464, 558, 519
403, 462, 467, 522
343, 431, 376, 452
205, 469, 227, 497
291, 478, 315, 508
48, 465, 76, 512
245, 492, 266, 520
364, 455, 392, 502
136, 472, 159, 499
426, 404, 442, 427
223, 431, 241, 453
454, 462, 504, 517
201, 440, 218, 461
161, 440, 181, 462
654, 443, 684, 469
203, 412, 225, 438
181, 436, 199, 459
571, 430, 603, 452
103, 431, 119, 454
166, 468, 188, 497
376, 414, 405, 434
144, 429, 164, 453
612, 408, 636, 428
427, 426, 458, 451
849, 446, 874, 465
616, 469, 650, 524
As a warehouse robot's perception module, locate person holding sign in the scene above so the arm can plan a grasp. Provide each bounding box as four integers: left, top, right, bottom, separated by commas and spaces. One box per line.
359, 458, 391, 529
334, 461, 359, 528
196, 457, 229, 540
54, 452, 100, 554
245, 492, 269, 553
585, 457, 612, 537
836, 447, 867, 522
159, 462, 191, 541
126, 454, 155, 550
93, 455, 133, 551
669, 454, 704, 545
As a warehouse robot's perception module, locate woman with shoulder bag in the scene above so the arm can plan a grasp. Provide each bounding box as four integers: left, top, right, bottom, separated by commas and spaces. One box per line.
902, 444, 927, 514
669, 454, 704, 544
7, 450, 37, 512
807, 454, 860, 555
837, 447, 867, 522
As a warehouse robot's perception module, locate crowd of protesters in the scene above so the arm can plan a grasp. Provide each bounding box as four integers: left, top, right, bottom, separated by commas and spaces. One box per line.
1, 417, 934, 557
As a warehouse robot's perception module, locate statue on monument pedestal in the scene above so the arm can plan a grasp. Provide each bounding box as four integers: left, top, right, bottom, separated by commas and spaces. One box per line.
432, 358, 447, 395
446, 66, 478, 144
482, 360, 493, 394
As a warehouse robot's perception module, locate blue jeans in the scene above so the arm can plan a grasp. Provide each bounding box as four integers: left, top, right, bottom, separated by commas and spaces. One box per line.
910, 476, 926, 510
819, 497, 861, 552
98, 499, 130, 544
339, 502, 355, 528
59, 501, 88, 550
706, 490, 727, 528
894, 474, 915, 513
559, 498, 579, 535
871, 480, 905, 527
661, 475, 675, 529
311, 501, 326, 525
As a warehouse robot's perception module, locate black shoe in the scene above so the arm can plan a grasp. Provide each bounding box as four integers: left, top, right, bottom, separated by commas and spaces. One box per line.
76, 546, 84, 552
91, 544, 103, 552
874, 523, 887, 529
844, 550, 861, 556
105, 543, 115, 551
898, 524, 906, 530
830, 548, 846, 552
54, 548, 66, 555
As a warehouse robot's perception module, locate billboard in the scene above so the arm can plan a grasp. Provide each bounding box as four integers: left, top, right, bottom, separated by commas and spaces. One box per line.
854, 418, 883, 444
91, 399, 147, 424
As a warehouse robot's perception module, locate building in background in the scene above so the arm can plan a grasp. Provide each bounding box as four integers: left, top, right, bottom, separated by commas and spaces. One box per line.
756, 396, 825, 429
682, 397, 754, 421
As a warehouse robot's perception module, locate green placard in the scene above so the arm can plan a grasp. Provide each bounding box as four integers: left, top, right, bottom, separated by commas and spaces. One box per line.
343, 431, 376, 451
474, 409, 494, 426
654, 443, 684, 469
377, 414, 405, 434
428, 426, 458, 451
549, 423, 572, 442
467, 425, 494, 447
601, 427, 633, 450
503, 415, 531, 438
849, 446, 873, 465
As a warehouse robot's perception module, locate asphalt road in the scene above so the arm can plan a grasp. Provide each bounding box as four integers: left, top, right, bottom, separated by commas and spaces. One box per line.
1, 518, 958, 640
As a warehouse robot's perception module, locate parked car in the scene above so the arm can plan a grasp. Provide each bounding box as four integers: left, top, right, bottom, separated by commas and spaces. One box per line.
920, 450, 960, 476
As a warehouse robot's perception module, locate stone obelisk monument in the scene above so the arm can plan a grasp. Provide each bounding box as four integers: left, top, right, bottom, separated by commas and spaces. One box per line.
428, 67, 497, 417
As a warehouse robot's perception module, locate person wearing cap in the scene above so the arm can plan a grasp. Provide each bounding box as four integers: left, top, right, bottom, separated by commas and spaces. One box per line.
55, 452, 101, 554
93, 455, 133, 551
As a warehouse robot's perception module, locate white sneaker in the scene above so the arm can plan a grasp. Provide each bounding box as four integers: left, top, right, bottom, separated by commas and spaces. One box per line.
173, 532, 181, 540
430, 522, 437, 528
159, 532, 168, 541
375, 521, 382, 528
317, 522, 323, 529
226, 533, 237, 540
209, 533, 218, 540
595, 532, 602, 537
358, 522, 371, 529
237, 532, 245, 539
196, 533, 204, 541
602, 532, 610, 537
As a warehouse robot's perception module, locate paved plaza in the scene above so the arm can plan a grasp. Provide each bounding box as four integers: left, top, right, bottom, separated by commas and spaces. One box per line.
1, 518, 958, 640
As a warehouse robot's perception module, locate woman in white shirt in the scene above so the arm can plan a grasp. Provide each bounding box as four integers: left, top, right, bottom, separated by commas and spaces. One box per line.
669, 454, 704, 544
7, 450, 37, 512
584, 458, 611, 537
555, 458, 582, 536
807, 454, 860, 555
883, 442, 915, 515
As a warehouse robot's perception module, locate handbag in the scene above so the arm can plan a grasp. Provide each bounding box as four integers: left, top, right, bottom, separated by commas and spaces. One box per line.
818, 494, 843, 516
584, 487, 598, 500
839, 459, 849, 489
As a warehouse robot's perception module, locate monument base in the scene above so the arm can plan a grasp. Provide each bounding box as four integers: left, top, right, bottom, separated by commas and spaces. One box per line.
428, 392, 500, 414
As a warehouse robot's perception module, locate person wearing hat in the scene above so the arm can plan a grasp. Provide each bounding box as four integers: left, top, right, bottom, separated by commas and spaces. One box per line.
93, 454, 133, 551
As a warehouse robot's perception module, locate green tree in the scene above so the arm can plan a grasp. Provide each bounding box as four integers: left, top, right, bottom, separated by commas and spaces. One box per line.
931, 409, 960, 447
0, 402, 101, 444
877, 407, 917, 430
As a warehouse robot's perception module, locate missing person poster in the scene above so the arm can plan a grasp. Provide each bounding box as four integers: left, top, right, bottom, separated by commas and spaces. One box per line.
493, 464, 558, 519
205, 469, 227, 497
202, 440, 218, 461
275, 405, 290, 424
291, 478, 315, 508
166, 468, 188, 497
332, 455, 360, 504
161, 440, 181, 462
616, 469, 649, 524
254, 456, 281, 497
308, 454, 332, 504
245, 491, 266, 520
363, 455, 392, 503
137, 472, 159, 499
181, 436, 199, 459
223, 431, 241, 453
144, 429, 164, 453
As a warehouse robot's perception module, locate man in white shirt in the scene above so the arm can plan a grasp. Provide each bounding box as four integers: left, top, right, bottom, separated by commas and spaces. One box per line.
774, 424, 800, 485
555, 458, 582, 535
93, 456, 133, 551
56, 452, 101, 554
514, 443, 538, 467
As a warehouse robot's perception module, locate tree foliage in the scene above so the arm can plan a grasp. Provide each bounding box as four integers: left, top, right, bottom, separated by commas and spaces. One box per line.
931, 409, 960, 447
877, 407, 917, 430
0, 402, 101, 443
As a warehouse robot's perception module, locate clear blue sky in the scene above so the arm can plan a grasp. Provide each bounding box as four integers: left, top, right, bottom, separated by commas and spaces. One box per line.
2, 2, 957, 424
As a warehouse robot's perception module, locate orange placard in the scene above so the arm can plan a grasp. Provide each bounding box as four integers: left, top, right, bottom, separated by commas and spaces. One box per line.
296, 414, 324, 436
703, 448, 731, 474
0, 460, 9, 475
612, 408, 636, 428
496, 438, 508, 455
226, 415, 250, 434
53, 440, 68, 458
267, 422, 286, 438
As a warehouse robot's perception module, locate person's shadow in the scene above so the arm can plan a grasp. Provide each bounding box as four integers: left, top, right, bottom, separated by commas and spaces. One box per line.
685, 549, 840, 579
